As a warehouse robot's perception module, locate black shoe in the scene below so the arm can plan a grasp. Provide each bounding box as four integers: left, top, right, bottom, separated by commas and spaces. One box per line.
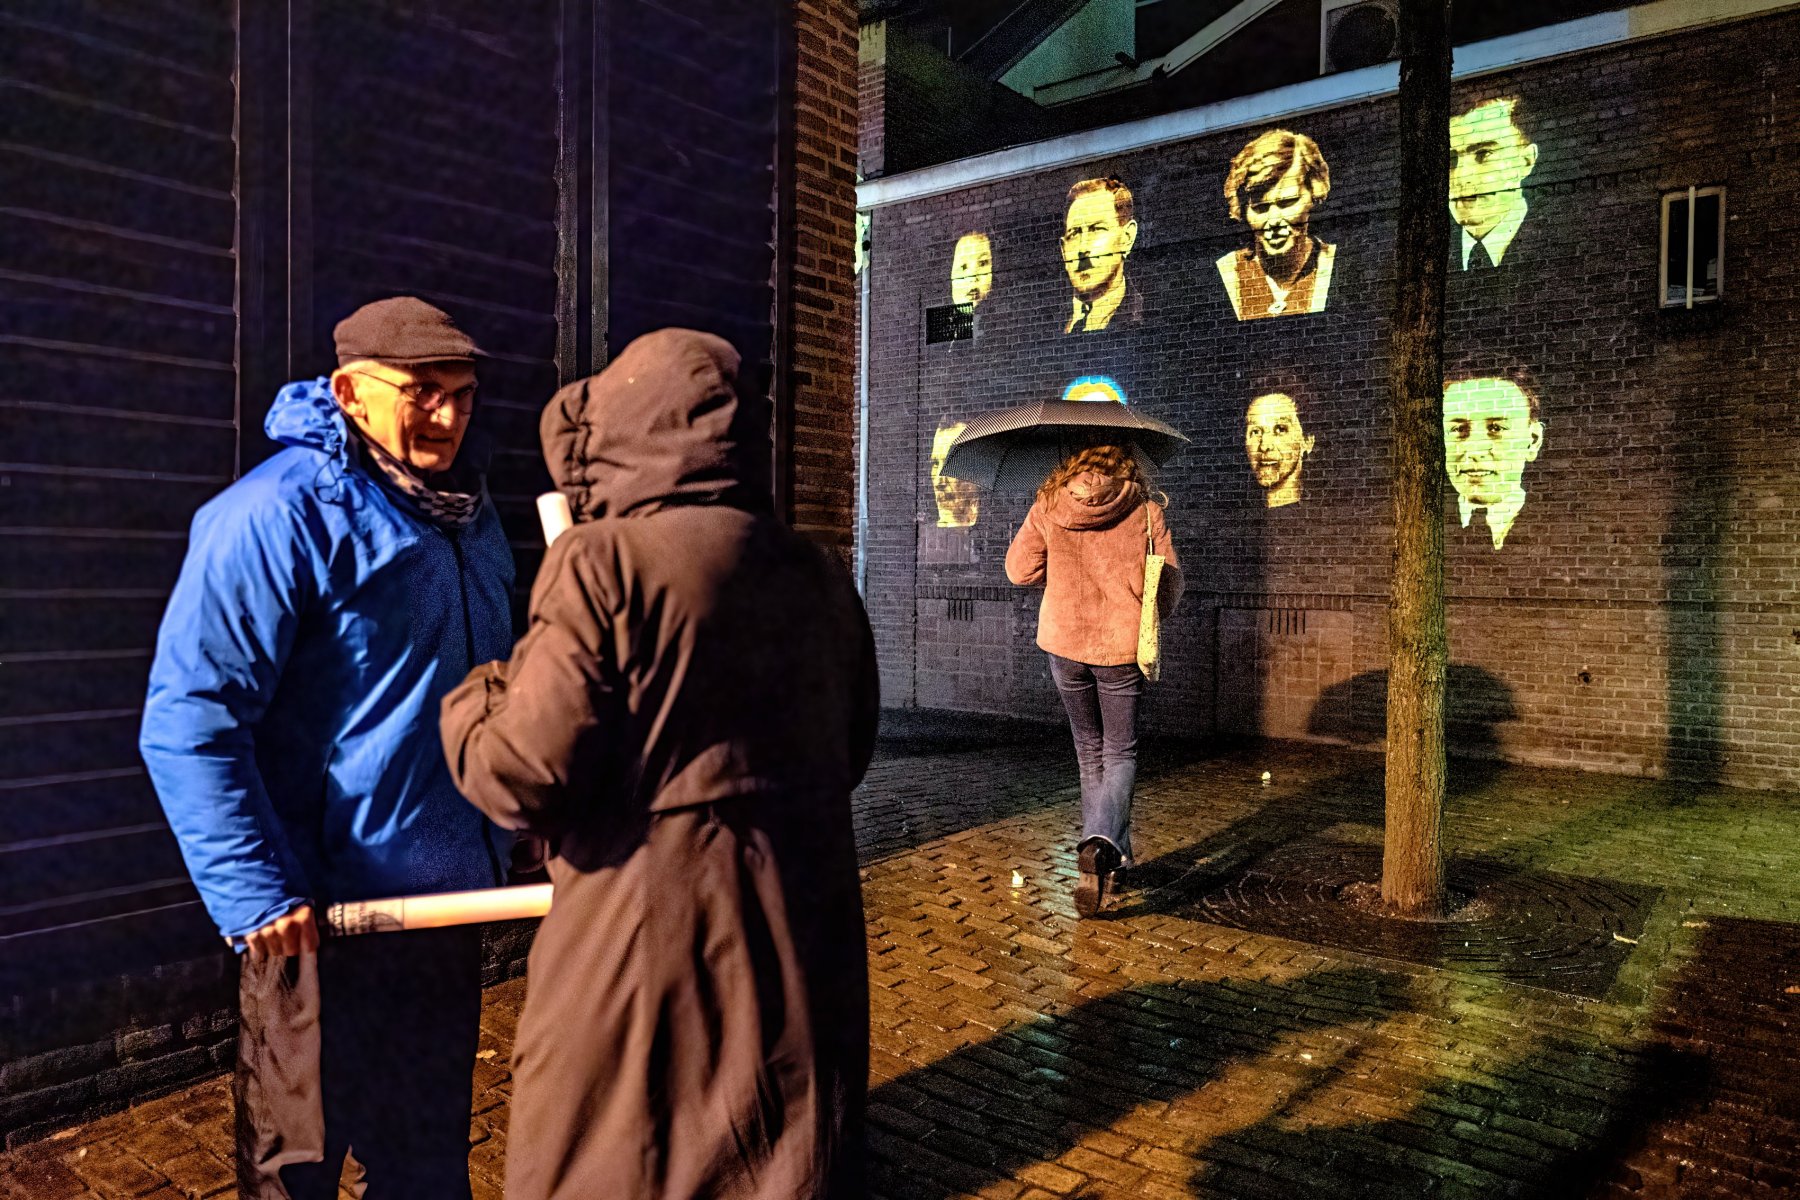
1075, 839, 1121, 918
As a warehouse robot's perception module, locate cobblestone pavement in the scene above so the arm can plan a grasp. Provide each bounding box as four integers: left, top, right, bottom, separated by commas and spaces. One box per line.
4, 712, 1799, 1198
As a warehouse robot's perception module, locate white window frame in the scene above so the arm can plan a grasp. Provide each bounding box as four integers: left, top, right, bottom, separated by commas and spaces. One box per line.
1659, 186, 1726, 309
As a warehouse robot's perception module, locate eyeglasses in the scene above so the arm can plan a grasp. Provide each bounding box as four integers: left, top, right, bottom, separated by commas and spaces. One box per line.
351, 370, 479, 413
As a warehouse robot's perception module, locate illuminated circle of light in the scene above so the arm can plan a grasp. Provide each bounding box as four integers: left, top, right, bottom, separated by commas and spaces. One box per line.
1062, 375, 1128, 405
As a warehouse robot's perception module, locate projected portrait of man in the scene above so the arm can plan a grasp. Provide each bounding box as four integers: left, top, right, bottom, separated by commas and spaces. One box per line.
1060, 177, 1139, 334
950, 231, 994, 309
1449, 96, 1540, 270
930, 419, 980, 528
1244, 391, 1315, 508
1443, 376, 1545, 550
1217, 130, 1336, 321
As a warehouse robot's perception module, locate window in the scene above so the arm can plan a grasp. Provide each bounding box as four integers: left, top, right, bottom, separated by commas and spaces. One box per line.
1660, 187, 1724, 308
925, 303, 974, 344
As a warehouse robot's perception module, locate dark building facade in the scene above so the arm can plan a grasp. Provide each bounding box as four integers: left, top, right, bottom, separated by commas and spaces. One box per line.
0, 0, 858, 1144
857, 1, 1800, 789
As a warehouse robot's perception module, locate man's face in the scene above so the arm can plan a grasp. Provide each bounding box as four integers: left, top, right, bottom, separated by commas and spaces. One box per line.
334, 359, 477, 473
930, 421, 978, 527
1244, 393, 1314, 506
1061, 190, 1136, 301
1245, 162, 1316, 262
1442, 379, 1543, 508
1449, 100, 1538, 239
950, 234, 993, 308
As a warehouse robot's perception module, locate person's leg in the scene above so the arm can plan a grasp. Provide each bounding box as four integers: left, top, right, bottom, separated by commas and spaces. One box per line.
1047, 653, 1104, 824
231, 947, 349, 1200
1091, 663, 1146, 866
340, 926, 483, 1200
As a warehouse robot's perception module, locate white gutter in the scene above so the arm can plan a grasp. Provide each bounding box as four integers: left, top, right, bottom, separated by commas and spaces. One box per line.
858, 0, 1800, 209
855, 236, 872, 597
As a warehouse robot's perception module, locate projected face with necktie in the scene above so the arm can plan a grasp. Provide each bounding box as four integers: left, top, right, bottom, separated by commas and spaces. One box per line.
1449, 97, 1539, 270
1443, 377, 1544, 549
1060, 178, 1138, 333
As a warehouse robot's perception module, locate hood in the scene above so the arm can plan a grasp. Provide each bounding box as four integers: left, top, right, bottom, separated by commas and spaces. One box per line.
265, 377, 349, 454
1047, 470, 1142, 531
540, 328, 773, 520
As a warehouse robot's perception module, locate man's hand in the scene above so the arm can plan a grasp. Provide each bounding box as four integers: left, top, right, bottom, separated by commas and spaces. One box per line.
243, 904, 319, 959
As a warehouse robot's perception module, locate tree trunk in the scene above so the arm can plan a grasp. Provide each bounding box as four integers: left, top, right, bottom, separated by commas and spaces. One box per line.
1382, 0, 1453, 917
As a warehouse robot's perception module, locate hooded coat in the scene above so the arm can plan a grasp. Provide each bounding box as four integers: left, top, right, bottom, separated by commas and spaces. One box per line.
1004, 470, 1183, 666
440, 329, 878, 1200
140, 378, 516, 939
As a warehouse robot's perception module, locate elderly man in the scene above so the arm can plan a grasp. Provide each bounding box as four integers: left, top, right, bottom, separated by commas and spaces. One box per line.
1449, 95, 1541, 271
1217, 129, 1336, 320
1061, 177, 1140, 333
1244, 390, 1316, 508
140, 297, 517, 1198
1443, 374, 1545, 549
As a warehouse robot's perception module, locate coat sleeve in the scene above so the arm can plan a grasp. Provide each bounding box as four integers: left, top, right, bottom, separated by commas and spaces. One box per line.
441, 539, 618, 837
139, 497, 315, 941
1004, 503, 1047, 586
1151, 503, 1184, 616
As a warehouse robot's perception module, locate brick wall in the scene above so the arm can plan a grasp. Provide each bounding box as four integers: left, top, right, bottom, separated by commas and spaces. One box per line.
861, 10, 1800, 788
790, 0, 860, 555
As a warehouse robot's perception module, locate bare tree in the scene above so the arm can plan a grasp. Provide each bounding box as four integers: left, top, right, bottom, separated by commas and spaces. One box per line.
1382, 0, 1454, 917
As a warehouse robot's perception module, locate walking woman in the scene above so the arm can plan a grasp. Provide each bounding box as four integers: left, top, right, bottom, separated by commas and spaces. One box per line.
1005, 444, 1182, 917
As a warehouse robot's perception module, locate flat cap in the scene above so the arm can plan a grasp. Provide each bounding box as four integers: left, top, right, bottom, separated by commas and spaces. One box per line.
334, 296, 484, 366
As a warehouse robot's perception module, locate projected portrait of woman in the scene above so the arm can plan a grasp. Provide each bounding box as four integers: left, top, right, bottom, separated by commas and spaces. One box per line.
1217, 130, 1336, 321
1244, 390, 1314, 508
1060, 177, 1139, 334
1442, 376, 1544, 550
929, 419, 981, 528
950, 231, 994, 309
1449, 96, 1540, 271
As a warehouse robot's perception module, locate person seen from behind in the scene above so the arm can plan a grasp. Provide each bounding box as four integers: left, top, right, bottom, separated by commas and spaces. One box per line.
1005, 444, 1182, 917
441, 328, 879, 1199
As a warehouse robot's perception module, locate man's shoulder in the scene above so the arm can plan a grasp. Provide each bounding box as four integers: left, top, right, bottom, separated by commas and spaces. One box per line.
191, 447, 341, 543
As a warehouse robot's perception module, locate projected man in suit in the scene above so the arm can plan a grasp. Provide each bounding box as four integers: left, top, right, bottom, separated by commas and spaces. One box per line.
1449, 96, 1540, 271
950, 231, 994, 310
1244, 390, 1315, 508
1443, 375, 1544, 549
1060, 177, 1139, 333
1217, 130, 1336, 321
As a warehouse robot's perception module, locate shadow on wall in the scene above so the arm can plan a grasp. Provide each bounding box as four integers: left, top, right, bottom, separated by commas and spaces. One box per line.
866, 968, 1695, 1199
1308, 663, 1519, 790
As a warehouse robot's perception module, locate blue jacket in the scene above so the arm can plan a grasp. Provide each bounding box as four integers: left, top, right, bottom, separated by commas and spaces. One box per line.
140, 378, 518, 940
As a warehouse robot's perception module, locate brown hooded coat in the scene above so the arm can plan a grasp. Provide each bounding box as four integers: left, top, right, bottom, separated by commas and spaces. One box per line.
1004, 471, 1183, 666
440, 330, 877, 1200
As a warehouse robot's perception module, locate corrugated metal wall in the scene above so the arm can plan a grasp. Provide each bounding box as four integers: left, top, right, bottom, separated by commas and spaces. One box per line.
0, 0, 243, 987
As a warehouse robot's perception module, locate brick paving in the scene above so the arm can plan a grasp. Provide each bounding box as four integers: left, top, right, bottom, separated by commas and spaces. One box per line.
4, 712, 1800, 1198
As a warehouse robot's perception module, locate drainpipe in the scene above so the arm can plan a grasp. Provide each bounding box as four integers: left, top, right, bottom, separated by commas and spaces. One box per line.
855, 219, 872, 596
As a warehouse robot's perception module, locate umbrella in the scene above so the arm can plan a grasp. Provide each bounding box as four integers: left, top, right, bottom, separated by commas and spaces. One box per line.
940, 399, 1189, 491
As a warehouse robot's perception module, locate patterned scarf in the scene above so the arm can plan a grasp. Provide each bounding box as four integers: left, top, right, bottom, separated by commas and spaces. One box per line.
352, 425, 482, 528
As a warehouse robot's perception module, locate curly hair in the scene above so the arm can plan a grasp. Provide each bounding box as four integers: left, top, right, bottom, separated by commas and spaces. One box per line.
1223, 129, 1331, 222
1038, 443, 1147, 510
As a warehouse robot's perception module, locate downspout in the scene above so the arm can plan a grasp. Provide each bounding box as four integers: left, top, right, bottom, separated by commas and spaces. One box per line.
855, 219, 872, 596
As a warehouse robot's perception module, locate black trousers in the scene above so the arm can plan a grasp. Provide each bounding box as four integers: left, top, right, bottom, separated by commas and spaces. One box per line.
234, 926, 483, 1199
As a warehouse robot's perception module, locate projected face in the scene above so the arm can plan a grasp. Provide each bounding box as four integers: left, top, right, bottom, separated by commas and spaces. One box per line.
1247, 162, 1317, 263
1443, 378, 1544, 548
950, 232, 993, 308
1244, 392, 1314, 508
1449, 98, 1539, 243
929, 420, 980, 528
1061, 179, 1138, 331
1218, 131, 1335, 321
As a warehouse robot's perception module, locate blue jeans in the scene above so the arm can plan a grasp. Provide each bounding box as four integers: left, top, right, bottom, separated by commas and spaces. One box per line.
1047, 653, 1144, 864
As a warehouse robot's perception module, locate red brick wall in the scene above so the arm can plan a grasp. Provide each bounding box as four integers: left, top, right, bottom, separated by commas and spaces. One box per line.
860, 10, 1800, 788
790, 0, 860, 556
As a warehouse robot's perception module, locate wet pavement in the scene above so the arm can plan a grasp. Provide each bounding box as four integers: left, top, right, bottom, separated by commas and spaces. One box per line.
3, 710, 1799, 1198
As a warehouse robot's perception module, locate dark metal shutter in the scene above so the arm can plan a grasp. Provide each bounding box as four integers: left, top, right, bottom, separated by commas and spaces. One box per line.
0, 0, 240, 986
